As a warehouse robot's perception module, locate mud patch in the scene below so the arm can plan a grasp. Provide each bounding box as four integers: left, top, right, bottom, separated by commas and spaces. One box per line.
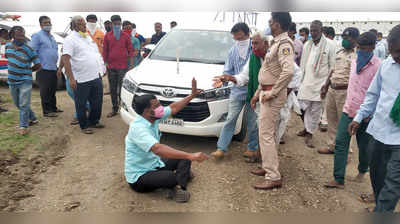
0, 135, 70, 211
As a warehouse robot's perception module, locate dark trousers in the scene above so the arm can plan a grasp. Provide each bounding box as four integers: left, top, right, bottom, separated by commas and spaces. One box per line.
74, 78, 103, 129
333, 112, 370, 184
36, 69, 58, 114
368, 138, 400, 212
129, 159, 191, 193
108, 68, 127, 113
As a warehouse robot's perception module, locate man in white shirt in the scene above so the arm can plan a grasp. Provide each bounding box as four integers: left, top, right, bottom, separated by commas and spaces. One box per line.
297, 20, 337, 148
62, 16, 105, 134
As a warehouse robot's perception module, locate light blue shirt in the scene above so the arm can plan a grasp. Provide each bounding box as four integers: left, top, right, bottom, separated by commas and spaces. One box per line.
224, 41, 251, 101
30, 30, 58, 70
354, 56, 400, 145
124, 106, 172, 183
373, 41, 387, 61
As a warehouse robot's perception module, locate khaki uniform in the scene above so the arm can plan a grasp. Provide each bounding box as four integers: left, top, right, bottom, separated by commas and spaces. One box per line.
257, 32, 294, 181
326, 48, 356, 149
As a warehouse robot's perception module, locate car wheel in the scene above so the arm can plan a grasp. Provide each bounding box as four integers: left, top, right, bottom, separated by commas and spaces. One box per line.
233, 109, 248, 142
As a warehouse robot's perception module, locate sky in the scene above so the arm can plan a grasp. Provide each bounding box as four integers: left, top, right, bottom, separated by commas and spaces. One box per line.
3, 12, 400, 37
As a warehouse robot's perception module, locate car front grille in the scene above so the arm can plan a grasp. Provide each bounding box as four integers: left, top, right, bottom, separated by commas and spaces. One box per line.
160, 100, 210, 122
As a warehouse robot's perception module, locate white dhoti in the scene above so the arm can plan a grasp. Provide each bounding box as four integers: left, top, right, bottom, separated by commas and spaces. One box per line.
299, 100, 323, 134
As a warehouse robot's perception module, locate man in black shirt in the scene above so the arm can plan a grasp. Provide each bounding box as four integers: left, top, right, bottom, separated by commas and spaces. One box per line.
150, 22, 166, 45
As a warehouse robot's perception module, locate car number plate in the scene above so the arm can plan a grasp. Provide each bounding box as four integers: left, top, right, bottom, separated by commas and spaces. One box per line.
160, 118, 184, 126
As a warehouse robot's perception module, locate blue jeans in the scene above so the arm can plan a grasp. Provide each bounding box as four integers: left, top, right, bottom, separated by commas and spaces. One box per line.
217, 98, 259, 152
66, 78, 90, 118
9, 81, 37, 128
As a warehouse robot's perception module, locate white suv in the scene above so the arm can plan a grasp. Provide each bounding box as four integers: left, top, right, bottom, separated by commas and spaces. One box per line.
120, 29, 248, 140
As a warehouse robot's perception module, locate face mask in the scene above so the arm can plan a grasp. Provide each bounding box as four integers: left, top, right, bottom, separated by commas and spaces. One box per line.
113, 25, 121, 40
236, 39, 250, 59
299, 36, 305, 42
105, 26, 112, 32
252, 48, 266, 58
153, 106, 165, 119
356, 49, 374, 74
87, 22, 97, 34
42, 25, 52, 32
13, 40, 24, 47
131, 28, 137, 36
342, 39, 352, 49
123, 28, 132, 36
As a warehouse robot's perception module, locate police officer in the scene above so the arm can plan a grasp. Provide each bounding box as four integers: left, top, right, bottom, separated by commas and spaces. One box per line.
250, 12, 294, 190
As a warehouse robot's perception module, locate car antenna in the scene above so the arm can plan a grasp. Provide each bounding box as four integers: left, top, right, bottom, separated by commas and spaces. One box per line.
176, 47, 180, 75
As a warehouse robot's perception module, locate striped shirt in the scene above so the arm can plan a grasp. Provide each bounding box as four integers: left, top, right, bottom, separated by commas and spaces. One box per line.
5, 42, 40, 85
224, 41, 251, 100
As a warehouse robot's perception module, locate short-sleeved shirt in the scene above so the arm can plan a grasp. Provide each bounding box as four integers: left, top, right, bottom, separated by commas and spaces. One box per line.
258, 32, 294, 97
129, 35, 141, 67
62, 31, 103, 83
329, 48, 356, 85
30, 30, 58, 71
124, 106, 172, 184
150, 32, 166, 45
5, 42, 40, 85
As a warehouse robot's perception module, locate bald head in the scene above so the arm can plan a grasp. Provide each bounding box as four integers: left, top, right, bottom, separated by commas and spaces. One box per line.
71, 16, 86, 32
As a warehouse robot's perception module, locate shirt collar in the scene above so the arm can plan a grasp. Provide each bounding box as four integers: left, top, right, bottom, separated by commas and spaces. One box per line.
136, 115, 154, 127
40, 29, 52, 37
271, 32, 288, 44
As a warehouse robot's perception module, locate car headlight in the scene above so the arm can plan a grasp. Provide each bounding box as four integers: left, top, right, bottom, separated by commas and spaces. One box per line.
199, 85, 231, 102
122, 78, 138, 94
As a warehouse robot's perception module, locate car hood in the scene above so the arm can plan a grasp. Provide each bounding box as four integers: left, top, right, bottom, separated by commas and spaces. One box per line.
126, 58, 224, 90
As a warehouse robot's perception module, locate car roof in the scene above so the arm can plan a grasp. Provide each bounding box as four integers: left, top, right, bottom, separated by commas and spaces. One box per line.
170, 24, 231, 32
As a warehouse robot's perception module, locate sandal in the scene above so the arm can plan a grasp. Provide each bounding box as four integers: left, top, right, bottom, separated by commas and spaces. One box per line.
29, 120, 39, 126
81, 128, 94, 134
365, 207, 375, 213
107, 111, 118, 118
358, 193, 375, 203
70, 118, 79, 125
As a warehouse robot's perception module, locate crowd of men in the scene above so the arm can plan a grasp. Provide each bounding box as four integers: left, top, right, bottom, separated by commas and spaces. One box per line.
1, 12, 400, 211
0, 14, 176, 133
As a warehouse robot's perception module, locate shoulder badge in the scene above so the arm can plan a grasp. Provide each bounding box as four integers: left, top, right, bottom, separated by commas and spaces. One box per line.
282, 48, 291, 56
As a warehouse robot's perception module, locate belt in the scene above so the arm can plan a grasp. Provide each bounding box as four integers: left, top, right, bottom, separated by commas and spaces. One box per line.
261, 84, 274, 91
330, 83, 348, 90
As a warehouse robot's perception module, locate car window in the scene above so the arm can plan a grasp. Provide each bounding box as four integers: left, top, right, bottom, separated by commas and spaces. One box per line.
150, 30, 234, 64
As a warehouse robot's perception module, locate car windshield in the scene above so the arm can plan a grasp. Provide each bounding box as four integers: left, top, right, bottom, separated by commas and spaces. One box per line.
149, 30, 234, 64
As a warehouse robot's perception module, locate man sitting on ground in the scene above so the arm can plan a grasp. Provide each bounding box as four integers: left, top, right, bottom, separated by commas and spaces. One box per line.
125, 78, 209, 203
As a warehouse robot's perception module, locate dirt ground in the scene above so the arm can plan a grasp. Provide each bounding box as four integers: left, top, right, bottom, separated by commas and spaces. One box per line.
0, 87, 398, 212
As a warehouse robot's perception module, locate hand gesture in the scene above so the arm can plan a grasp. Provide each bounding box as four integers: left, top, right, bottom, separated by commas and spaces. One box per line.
250, 95, 259, 109
320, 84, 329, 99
348, 121, 360, 136
192, 77, 203, 96
261, 91, 273, 104
56, 69, 62, 80
70, 78, 77, 90
190, 152, 209, 162
212, 76, 223, 88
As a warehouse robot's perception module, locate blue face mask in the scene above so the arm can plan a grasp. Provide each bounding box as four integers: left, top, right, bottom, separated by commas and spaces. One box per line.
113, 25, 121, 40
13, 39, 24, 47
356, 49, 374, 74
